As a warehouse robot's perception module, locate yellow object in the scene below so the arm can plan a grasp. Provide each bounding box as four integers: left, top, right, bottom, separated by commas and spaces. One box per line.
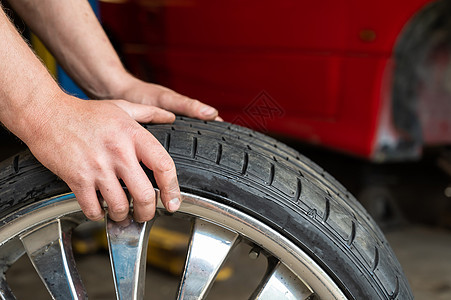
30, 33, 57, 77
146, 226, 233, 281
75, 222, 234, 281
146, 226, 190, 275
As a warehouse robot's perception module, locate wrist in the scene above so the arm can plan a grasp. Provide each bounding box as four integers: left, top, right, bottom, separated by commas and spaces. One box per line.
86, 67, 136, 100
2, 87, 69, 147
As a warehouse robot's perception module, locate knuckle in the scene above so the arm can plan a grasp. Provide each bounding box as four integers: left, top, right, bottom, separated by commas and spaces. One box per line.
147, 107, 157, 116
132, 187, 156, 207
66, 167, 90, 184
138, 188, 156, 204
91, 158, 105, 174
129, 125, 147, 141
104, 140, 136, 165
110, 202, 130, 215
189, 98, 200, 106
183, 98, 200, 110
83, 208, 103, 221
155, 155, 175, 173
134, 210, 155, 223
68, 158, 105, 183
160, 91, 175, 103
165, 183, 180, 194
104, 140, 126, 157
142, 110, 155, 123
135, 199, 155, 211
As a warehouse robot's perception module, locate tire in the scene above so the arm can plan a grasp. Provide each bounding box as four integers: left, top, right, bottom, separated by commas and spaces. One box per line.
0, 117, 412, 299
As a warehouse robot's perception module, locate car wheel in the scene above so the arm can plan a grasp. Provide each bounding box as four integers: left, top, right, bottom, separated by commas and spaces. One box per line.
0, 117, 412, 299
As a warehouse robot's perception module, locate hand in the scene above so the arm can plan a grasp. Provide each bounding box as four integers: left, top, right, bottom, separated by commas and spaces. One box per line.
109, 76, 223, 121
27, 93, 181, 222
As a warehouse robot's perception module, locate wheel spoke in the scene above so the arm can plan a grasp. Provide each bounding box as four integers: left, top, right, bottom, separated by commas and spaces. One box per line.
106, 214, 152, 300
251, 261, 314, 300
177, 219, 239, 300
0, 274, 16, 299
0, 238, 25, 300
20, 219, 87, 299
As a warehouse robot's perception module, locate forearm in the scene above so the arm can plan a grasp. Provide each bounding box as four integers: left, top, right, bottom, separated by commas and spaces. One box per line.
0, 7, 63, 145
8, 0, 130, 99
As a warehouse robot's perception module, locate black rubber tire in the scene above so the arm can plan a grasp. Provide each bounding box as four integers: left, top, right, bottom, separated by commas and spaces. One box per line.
0, 117, 412, 299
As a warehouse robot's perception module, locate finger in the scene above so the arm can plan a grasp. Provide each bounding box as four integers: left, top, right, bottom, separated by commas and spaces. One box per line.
135, 131, 181, 213
157, 92, 218, 121
72, 186, 105, 221
106, 100, 176, 123
215, 116, 224, 122
97, 176, 130, 221
117, 161, 157, 222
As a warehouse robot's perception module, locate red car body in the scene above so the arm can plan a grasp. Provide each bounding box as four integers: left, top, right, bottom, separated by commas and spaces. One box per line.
99, 0, 451, 161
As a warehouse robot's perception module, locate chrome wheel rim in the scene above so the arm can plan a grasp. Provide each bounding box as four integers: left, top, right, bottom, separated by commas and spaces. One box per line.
0, 191, 346, 299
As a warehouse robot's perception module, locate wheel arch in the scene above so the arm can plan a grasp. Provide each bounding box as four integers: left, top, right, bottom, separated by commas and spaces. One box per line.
373, 0, 451, 161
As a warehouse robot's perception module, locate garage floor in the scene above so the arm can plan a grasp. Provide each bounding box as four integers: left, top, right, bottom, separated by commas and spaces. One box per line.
386, 226, 451, 299
1, 133, 450, 299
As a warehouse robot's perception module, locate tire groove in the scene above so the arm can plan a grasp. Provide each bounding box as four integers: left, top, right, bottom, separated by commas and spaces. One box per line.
323, 197, 330, 223
241, 152, 249, 175
215, 143, 223, 165
191, 137, 198, 159
293, 178, 302, 202
164, 133, 171, 151
151, 121, 349, 196
268, 163, 275, 185
164, 121, 349, 196
389, 276, 400, 300
347, 221, 356, 246
372, 246, 380, 272
152, 124, 383, 240
13, 155, 19, 174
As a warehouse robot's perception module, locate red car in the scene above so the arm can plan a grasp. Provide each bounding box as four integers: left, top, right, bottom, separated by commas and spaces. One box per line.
100, 0, 451, 161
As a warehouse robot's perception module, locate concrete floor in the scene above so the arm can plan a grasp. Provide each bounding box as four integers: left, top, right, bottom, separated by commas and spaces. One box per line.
386, 226, 451, 300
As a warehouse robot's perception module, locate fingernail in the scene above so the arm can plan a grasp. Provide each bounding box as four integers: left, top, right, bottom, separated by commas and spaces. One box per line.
169, 198, 180, 212
200, 105, 217, 117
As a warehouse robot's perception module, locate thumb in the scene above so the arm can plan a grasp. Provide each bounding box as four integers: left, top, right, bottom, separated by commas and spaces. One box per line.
105, 100, 176, 124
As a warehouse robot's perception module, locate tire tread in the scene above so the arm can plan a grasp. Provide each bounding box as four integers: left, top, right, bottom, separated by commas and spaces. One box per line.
146, 118, 411, 299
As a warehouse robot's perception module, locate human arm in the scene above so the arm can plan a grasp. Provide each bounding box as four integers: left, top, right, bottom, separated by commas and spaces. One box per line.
0, 6, 181, 222
7, 0, 219, 120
